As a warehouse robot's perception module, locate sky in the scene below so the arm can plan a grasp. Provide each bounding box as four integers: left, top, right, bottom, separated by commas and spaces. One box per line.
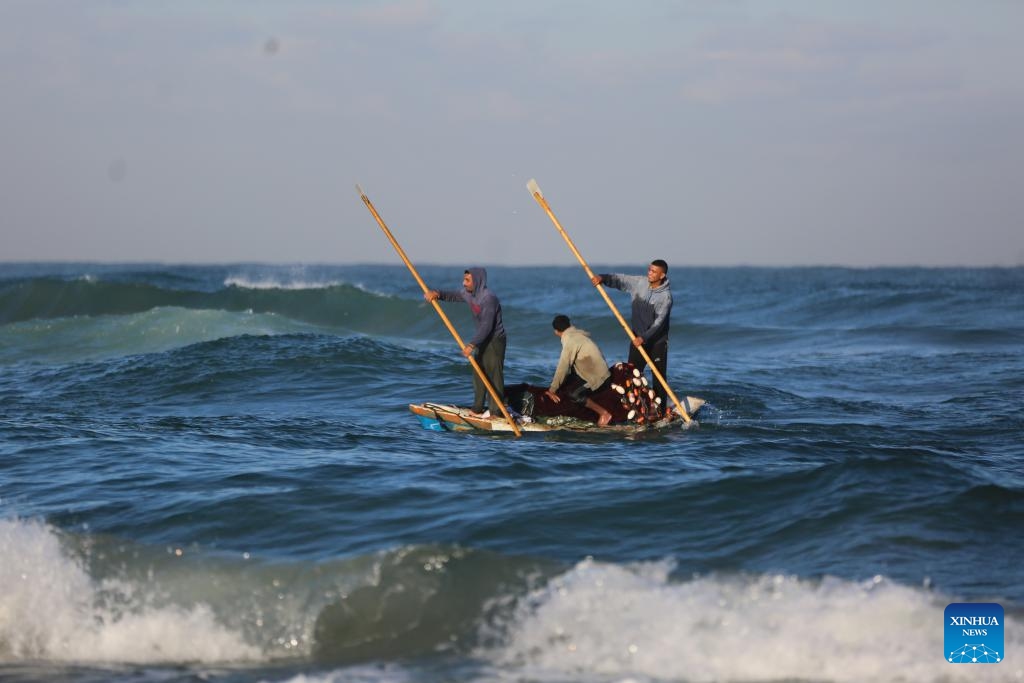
1, 0, 1022, 267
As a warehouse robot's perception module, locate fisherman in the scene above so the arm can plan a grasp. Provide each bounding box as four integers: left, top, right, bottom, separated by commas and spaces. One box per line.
592, 259, 673, 414
546, 314, 614, 426
425, 267, 506, 418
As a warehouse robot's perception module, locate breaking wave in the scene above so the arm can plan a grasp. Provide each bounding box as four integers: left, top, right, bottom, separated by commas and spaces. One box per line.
2, 518, 1020, 682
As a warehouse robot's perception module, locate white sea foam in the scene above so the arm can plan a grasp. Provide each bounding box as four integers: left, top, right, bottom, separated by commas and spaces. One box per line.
0, 518, 259, 664
222, 275, 399, 300
223, 276, 344, 291
269, 666, 416, 683
489, 557, 1024, 683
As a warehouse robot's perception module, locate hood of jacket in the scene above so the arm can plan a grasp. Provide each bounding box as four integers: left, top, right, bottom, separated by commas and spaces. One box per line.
650, 275, 670, 293
466, 267, 489, 303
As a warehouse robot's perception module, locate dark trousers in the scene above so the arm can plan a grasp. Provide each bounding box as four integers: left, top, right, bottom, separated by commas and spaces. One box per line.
472, 334, 506, 413
628, 335, 669, 407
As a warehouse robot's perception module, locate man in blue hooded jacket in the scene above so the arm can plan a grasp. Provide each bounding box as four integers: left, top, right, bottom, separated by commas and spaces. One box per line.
592, 259, 673, 412
425, 267, 506, 417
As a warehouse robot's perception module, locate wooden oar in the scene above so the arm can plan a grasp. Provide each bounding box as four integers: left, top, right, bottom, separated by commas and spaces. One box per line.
356, 184, 522, 437
526, 179, 692, 426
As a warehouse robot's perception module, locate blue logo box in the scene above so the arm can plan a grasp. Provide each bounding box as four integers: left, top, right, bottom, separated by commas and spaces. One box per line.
945, 603, 1004, 663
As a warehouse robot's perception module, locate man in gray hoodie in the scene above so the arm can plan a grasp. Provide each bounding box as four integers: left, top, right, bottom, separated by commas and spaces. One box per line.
426, 267, 506, 417
592, 259, 672, 412
546, 314, 614, 426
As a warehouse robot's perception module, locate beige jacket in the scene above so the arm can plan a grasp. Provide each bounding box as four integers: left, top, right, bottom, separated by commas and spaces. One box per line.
550, 326, 611, 392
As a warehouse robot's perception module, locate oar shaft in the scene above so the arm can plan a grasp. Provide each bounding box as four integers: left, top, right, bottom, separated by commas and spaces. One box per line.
528, 183, 691, 424
357, 186, 522, 437
358, 189, 429, 293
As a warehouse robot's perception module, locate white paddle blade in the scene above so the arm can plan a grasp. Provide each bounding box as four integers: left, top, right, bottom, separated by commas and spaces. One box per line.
526, 178, 543, 198
355, 183, 366, 197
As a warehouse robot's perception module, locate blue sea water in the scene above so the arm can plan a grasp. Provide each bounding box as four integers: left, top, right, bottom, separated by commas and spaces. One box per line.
1, 262, 1022, 683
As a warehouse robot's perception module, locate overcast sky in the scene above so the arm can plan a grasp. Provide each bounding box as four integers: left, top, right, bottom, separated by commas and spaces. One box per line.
2, 1, 1022, 266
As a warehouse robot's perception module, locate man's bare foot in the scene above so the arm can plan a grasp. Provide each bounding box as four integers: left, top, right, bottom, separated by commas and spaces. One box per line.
597, 412, 612, 427
469, 409, 490, 418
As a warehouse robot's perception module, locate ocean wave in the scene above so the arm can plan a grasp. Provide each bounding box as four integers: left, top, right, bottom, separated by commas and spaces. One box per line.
0, 517, 259, 664
0, 306, 312, 365
0, 519, 551, 666
0, 277, 417, 325
3, 519, 1021, 682
0, 277, 452, 363
485, 557, 1023, 683
0, 334, 458, 416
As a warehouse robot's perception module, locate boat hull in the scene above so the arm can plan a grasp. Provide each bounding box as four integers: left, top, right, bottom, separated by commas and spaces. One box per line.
409, 398, 705, 434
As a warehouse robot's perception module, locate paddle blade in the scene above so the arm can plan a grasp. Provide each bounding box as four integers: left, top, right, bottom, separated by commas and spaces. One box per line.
355, 183, 366, 197
526, 178, 543, 198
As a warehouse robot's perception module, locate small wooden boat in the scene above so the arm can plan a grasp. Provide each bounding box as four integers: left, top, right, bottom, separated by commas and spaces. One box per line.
409, 397, 705, 434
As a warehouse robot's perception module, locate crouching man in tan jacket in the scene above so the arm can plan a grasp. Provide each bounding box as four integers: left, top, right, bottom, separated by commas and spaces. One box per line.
546, 314, 614, 426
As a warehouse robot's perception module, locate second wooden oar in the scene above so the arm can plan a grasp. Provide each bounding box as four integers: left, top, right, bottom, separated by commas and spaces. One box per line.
357, 184, 521, 437
526, 178, 692, 426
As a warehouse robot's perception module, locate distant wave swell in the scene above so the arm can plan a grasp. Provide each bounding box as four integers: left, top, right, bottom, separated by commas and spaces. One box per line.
0, 277, 418, 329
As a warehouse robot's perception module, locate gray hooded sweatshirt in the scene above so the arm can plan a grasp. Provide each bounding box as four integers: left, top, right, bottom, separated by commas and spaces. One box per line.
437, 267, 507, 348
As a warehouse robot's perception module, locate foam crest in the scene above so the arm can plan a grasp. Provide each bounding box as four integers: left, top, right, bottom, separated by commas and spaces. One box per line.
222, 275, 400, 302
492, 558, 1023, 683
0, 518, 258, 664
224, 276, 343, 291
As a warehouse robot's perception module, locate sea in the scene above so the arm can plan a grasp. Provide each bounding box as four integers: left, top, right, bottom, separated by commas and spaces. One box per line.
1, 262, 1022, 683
